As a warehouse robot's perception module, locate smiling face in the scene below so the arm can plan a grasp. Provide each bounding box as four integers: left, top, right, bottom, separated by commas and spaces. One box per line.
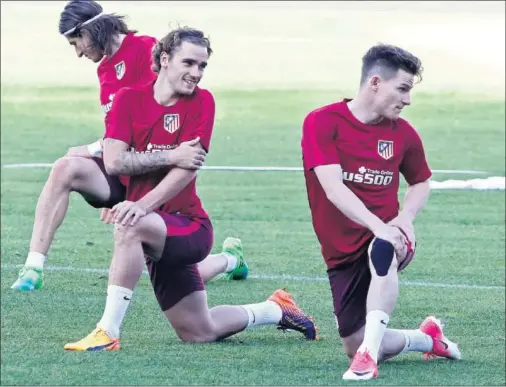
161, 41, 209, 95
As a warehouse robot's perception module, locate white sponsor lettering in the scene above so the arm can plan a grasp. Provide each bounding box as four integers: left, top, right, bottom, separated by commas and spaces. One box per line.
130, 142, 177, 154
343, 166, 394, 186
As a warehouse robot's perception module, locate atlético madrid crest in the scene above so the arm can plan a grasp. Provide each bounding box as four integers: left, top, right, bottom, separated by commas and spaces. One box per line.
164, 114, 180, 133
378, 140, 394, 160
115, 61, 125, 80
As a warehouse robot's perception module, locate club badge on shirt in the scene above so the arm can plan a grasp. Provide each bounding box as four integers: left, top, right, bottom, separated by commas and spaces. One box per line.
378, 140, 394, 160
115, 61, 126, 80
164, 114, 180, 133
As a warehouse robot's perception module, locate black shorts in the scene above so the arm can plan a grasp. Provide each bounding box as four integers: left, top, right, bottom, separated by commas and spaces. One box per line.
82, 157, 126, 209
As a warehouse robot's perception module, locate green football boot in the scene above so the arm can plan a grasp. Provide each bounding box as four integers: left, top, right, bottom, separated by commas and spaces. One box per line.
11, 266, 44, 291
221, 237, 249, 280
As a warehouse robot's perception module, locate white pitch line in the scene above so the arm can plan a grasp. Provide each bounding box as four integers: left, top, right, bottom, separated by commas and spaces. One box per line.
1, 163, 491, 175
2, 264, 503, 291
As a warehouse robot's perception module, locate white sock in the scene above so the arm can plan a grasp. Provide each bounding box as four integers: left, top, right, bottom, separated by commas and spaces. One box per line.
97, 285, 133, 338
357, 310, 390, 363
25, 252, 46, 269
397, 329, 433, 353
241, 301, 283, 328
224, 252, 237, 272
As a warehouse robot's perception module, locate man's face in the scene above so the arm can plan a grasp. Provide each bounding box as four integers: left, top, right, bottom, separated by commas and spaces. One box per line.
372, 69, 414, 120
163, 41, 209, 95
67, 33, 103, 63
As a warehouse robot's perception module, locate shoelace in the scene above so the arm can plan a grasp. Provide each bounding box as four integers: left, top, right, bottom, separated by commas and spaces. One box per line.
347, 350, 374, 372
355, 351, 372, 366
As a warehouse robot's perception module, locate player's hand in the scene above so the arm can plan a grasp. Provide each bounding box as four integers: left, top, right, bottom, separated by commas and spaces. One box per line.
388, 213, 416, 248
168, 137, 207, 170
110, 200, 147, 226
66, 145, 92, 158
100, 208, 114, 224
372, 224, 408, 258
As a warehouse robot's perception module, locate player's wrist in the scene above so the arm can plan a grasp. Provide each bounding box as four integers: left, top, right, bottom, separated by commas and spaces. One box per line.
135, 199, 152, 213
164, 150, 175, 166
369, 218, 387, 236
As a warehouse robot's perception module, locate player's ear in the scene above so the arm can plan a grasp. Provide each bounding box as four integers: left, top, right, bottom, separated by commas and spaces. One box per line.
369, 75, 380, 92
160, 52, 170, 68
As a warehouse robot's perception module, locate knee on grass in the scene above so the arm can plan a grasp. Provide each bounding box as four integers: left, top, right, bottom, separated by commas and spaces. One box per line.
174, 325, 219, 343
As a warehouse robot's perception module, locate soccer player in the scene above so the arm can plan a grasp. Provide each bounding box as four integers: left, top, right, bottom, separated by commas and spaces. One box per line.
301, 44, 461, 380
63, 27, 318, 351
11, 0, 248, 292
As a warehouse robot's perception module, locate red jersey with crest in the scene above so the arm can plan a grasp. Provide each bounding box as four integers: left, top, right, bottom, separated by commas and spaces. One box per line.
301, 99, 432, 268
97, 32, 157, 116
104, 81, 215, 219
97, 32, 157, 187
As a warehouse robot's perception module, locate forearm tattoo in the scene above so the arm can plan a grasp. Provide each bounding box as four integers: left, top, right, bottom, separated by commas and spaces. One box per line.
114, 151, 168, 176
104, 139, 168, 176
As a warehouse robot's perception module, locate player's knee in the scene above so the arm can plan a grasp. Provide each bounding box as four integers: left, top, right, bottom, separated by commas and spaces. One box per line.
368, 238, 397, 276
50, 157, 81, 187
174, 326, 217, 343
114, 222, 142, 246
171, 314, 218, 343
177, 332, 216, 343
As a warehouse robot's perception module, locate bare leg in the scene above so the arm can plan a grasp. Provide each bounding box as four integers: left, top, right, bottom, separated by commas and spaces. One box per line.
98, 214, 167, 335
12, 156, 115, 291
65, 214, 314, 350
165, 289, 317, 343
353, 240, 401, 362
64, 213, 167, 349
366, 247, 401, 315
30, 156, 112, 256
165, 291, 250, 342
197, 253, 228, 282
197, 236, 247, 283
341, 240, 405, 380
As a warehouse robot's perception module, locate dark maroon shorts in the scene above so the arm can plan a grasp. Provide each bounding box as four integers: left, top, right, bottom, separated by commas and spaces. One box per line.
145, 212, 213, 312
327, 239, 416, 338
82, 157, 126, 209
327, 251, 371, 339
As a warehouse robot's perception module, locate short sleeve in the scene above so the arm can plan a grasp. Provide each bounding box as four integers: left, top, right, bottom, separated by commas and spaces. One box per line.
179, 90, 215, 152
301, 110, 340, 170
104, 88, 133, 145
399, 128, 432, 185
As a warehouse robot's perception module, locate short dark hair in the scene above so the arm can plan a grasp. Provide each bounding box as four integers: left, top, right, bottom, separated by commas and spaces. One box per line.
58, 0, 136, 56
151, 27, 213, 73
360, 44, 423, 85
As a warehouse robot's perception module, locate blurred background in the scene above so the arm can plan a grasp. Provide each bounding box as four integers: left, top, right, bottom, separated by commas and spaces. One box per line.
2, 1, 505, 95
